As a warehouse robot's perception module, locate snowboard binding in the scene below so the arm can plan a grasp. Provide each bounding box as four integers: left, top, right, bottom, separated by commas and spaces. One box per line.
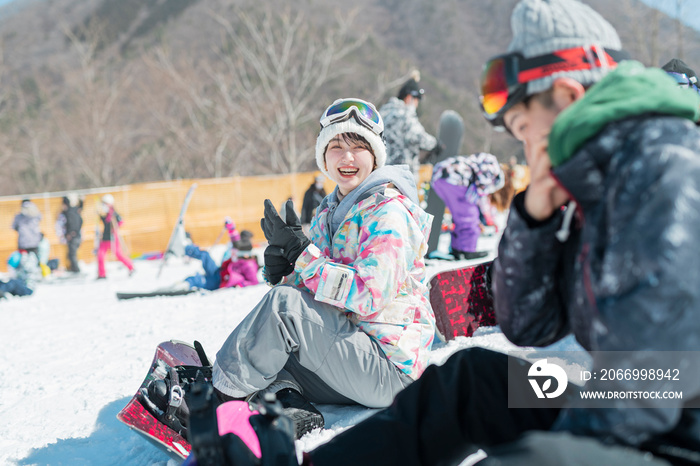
138, 340, 213, 438
139, 366, 192, 437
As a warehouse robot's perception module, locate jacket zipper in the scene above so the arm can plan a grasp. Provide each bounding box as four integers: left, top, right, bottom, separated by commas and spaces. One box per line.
550, 172, 601, 329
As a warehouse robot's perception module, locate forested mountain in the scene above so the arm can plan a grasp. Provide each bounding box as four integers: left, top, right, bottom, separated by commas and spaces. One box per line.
0, 0, 698, 195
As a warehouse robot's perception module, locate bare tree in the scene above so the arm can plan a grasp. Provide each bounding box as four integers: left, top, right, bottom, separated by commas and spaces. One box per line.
209, 7, 367, 174
55, 22, 146, 187
619, 0, 661, 66
140, 44, 244, 179
0, 45, 64, 194
675, 0, 685, 59
0, 43, 16, 188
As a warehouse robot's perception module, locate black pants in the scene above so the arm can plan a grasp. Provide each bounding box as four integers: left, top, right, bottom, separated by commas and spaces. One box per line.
67, 236, 81, 272
308, 348, 670, 466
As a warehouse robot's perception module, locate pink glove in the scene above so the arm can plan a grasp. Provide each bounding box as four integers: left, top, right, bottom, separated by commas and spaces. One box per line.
225, 217, 240, 242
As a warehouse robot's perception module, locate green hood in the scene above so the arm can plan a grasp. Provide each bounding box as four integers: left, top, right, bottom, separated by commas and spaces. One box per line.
549, 60, 700, 168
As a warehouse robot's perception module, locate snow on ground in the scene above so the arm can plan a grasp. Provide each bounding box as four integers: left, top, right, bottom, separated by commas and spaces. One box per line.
1, 230, 584, 465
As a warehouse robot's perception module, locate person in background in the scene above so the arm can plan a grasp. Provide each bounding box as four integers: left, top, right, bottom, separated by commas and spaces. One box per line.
37, 232, 51, 276
662, 58, 700, 95
6, 250, 40, 295
300, 174, 327, 234
12, 199, 42, 260
485, 163, 516, 232
0, 276, 33, 297
662, 58, 700, 125
57, 193, 84, 273
97, 194, 134, 279
430, 152, 504, 260
380, 70, 440, 178
181, 219, 259, 291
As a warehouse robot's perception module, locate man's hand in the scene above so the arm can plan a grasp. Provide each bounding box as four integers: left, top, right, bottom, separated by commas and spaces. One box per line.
260, 199, 310, 264
523, 138, 569, 221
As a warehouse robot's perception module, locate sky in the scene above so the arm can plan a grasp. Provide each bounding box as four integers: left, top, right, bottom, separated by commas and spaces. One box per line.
641, 0, 700, 32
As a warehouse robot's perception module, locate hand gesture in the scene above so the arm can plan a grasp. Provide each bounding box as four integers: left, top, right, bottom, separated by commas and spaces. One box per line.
523, 138, 570, 221
263, 245, 294, 285
260, 199, 310, 264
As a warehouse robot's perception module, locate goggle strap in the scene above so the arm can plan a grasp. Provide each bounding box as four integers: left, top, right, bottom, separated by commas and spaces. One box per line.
321, 110, 384, 137
518, 47, 629, 83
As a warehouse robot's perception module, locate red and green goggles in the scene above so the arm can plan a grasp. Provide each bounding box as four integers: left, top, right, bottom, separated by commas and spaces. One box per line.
320, 98, 384, 136
479, 45, 629, 127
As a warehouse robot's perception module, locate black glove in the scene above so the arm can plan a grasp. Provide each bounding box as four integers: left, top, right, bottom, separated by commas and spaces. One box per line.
422, 140, 445, 164
263, 245, 294, 285
260, 199, 310, 264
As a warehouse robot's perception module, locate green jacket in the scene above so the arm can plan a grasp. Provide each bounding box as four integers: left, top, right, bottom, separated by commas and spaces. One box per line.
549, 60, 700, 168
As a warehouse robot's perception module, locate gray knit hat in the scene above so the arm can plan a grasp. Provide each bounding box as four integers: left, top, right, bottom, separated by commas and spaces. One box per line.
508, 0, 622, 95
315, 115, 387, 179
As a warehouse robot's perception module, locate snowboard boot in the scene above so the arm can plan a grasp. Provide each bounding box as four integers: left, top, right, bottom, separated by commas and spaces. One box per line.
274, 388, 324, 439
140, 366, 190, 437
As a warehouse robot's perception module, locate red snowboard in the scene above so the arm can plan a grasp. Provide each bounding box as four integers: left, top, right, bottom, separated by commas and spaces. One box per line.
117, 340, 204, 460
429, 261, 496, 341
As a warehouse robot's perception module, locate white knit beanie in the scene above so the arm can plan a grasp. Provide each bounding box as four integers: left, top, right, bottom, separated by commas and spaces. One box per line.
508, 0, 622, 95
315, 118, 387, 179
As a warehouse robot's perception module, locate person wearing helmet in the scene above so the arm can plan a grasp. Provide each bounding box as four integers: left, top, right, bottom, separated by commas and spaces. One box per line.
96, 194, 134, 279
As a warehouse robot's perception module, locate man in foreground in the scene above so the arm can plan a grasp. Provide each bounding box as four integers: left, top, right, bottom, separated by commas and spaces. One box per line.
187, 0, 700, 464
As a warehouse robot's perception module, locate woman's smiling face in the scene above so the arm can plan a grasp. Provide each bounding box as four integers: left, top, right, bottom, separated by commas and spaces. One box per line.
324, 133, 376, 196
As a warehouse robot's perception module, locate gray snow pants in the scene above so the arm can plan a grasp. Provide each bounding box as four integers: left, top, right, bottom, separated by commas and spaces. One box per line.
212, 285, 412, 407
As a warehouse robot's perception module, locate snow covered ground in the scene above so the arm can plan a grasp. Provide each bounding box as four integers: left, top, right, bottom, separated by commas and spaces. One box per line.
1, 228, 584, 465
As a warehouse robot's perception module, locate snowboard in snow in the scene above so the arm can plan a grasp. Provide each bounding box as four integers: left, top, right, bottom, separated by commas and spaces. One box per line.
429, 260, 496, 341
426, 110, 464, 255
116, 289, 197, 300
117, 340, 204, 460
43, 271, 90, 284
158, 183, 198, 277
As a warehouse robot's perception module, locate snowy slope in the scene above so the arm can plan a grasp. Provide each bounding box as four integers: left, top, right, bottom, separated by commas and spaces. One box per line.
1, 231, 583, 465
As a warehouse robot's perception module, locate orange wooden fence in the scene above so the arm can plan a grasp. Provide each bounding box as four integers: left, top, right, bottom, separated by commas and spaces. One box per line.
0, 166, 434, 272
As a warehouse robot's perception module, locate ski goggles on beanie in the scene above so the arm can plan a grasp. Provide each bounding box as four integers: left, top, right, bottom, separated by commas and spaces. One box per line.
479, 45, 629, 127
667, 72, 700, 94
319, 98, 384, 136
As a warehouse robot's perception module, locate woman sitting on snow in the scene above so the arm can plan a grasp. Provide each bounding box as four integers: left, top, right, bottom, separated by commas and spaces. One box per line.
209, 97, 435, 438
145, 98, 436, 440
